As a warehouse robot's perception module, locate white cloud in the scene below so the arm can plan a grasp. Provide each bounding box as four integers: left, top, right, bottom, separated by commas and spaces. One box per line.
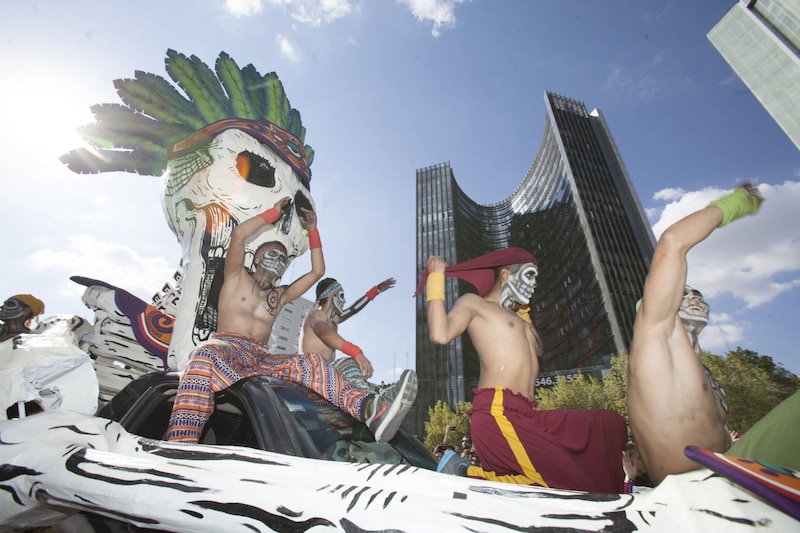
648, 181, 800, 309
267, 0, 353, 26
226, 0, 264, 17
277, 33, 302, 62
701, 312, 747, 353
398, 0, 469, 37
652, 187, 685, 202
27, 235, 174, 302
603, 66, 662, 103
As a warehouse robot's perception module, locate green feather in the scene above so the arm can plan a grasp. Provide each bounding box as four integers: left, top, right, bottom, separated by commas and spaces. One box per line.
119, 71, 202, 128
60, 147, 167, 175
216, 52, 256, 119
242, 63, 266, 120
189, 53, 231, 120
77, 125, 167, 156
89, 104, 192, 144
165, 49, 225, 124
287, 108, 303, 139
305, 145, 314, 166
263, 72, 288, 128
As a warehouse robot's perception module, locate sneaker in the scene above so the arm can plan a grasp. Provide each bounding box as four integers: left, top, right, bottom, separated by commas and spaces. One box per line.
366, 369, 418, 443
437, 450, 469, 476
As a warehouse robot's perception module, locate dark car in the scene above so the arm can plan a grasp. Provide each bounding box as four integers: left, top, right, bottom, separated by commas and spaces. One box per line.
97, 371, 437, 469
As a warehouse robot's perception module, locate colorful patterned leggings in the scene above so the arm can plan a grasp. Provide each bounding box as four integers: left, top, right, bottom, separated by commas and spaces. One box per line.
166, 332, 374, 443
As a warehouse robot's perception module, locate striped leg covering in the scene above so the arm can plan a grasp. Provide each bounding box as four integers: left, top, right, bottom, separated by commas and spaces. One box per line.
258, 352, 373, 421
166, 338, 246, 442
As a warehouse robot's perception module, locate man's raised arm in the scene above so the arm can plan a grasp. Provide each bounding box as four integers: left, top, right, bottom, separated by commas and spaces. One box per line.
425, 256, 473, 345
638, 184, 762, 327
225, 196, 292, 281
281, 207, 325, 304
339, 277, 396, 323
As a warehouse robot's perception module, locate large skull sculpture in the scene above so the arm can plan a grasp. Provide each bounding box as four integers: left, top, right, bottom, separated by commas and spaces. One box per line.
163, 122, 314, 370
60, 51, 317, 372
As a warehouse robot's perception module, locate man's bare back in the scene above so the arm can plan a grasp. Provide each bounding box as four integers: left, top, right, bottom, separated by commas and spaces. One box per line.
301, 308, 337, 361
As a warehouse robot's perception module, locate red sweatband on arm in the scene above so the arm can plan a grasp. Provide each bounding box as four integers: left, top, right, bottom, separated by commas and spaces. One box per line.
258, 207, 280, 225
308, 228, 321, 249
366, 286, 379, 300
340, 341, 362, 358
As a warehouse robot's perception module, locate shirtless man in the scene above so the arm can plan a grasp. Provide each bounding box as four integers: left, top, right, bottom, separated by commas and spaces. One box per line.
301, 277, 395, 380
0, 294, 45, 343
628, 183, 763, 485
425, 249, 626, 493
167, 197, 416, 444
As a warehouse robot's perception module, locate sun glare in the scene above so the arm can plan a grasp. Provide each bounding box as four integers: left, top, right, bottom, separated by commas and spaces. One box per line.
0, 65, 95, 163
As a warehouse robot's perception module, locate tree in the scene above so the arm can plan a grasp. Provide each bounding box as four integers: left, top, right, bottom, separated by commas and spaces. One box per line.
423, 400, 472, 451
700, 348, 799, 433
535, 353, 629, 421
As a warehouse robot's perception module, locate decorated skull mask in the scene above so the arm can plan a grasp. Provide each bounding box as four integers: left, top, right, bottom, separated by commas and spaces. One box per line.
499, 262, 539, 313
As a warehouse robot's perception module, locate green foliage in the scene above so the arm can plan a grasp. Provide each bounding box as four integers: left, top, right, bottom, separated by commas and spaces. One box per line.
535, 354, 629, 420
530, 349, 796, 435
700, 348, 799, 433
423, 400, 472, 451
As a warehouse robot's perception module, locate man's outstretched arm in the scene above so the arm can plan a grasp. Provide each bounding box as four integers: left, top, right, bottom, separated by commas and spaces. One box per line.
308, 312, 374, 378
639, 183, 762, 327
339, 277, 396, 323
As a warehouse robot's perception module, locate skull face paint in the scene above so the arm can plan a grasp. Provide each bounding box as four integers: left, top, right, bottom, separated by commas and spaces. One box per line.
253, 242, 289, 286
678, 285, 709, 335
679, 286, 709, 322
499, 262, 538, 313
332, 289, 346, 315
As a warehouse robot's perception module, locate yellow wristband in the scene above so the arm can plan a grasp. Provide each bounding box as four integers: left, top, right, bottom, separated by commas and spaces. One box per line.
426, 272, 445, 301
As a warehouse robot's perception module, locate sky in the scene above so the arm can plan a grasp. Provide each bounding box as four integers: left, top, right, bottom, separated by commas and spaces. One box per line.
1, 0, 799, 382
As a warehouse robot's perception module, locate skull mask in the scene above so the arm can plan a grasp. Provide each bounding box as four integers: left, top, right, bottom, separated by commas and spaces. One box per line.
499, 262, 539, 313
678, 285, 709, 336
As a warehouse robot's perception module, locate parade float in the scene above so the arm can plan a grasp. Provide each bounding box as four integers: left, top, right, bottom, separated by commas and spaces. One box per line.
0, 50, 797, 531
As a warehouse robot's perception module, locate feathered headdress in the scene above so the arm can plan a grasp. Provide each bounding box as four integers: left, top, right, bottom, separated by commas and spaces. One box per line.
60, 50, 314, 188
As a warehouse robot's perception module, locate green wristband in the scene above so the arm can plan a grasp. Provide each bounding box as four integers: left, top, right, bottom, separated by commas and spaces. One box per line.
707, 188, 763, 227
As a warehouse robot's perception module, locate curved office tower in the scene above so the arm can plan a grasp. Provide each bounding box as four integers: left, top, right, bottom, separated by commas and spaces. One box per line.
415, 91, 655, 430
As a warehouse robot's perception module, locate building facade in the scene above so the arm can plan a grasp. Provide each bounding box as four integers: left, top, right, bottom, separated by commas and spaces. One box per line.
269, 296, 313, 354
708, 0, 800, 151
414, 91, 655, 433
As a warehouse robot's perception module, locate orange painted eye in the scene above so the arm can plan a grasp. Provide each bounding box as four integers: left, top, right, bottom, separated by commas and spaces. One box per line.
236, 151, 276, 187
236, 153, 250, 179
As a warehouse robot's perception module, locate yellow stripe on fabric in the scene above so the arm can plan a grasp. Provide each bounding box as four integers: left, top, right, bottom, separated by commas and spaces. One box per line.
466, 466, 540, 485
489, 386, 548, 487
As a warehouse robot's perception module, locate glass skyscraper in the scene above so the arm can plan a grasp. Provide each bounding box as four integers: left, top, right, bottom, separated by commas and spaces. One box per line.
708, 0, 800, 151
414, 91, 655, 433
